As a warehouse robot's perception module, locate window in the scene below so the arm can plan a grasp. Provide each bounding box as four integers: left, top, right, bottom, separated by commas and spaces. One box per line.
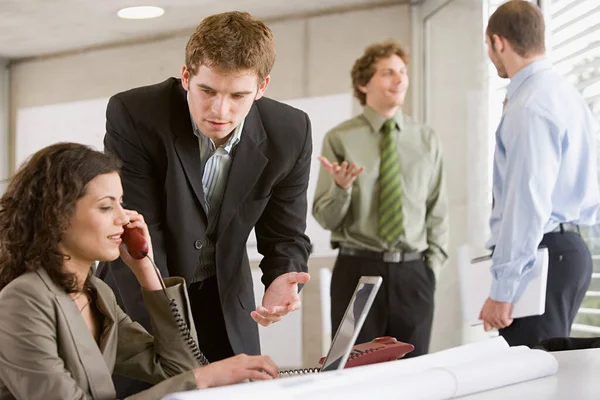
546, 0, 600, 336
485, 0, 539, 202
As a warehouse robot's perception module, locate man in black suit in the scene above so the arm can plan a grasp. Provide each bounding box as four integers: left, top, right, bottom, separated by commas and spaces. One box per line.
98, 11, 312, 395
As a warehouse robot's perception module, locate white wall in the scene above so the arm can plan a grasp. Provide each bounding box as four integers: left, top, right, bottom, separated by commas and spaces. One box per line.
417, 0, 492, 351
9, 4, 411, 129
0, 60, 8, 194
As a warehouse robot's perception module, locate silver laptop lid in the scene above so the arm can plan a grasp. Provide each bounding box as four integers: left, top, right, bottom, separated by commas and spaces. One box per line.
319, 276, 383, 372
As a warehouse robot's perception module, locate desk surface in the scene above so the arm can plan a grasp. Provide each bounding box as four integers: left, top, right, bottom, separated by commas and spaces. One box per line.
459, 348, 600, 399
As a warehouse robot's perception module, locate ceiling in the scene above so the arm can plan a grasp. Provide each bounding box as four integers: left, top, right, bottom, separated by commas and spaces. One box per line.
0, 0, 411, 60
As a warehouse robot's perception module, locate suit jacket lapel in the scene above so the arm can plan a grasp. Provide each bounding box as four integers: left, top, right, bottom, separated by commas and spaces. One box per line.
171, 83, 208, 216
217, 103, 268, 238
95, 290, 116, 363
36, 270, 115, 399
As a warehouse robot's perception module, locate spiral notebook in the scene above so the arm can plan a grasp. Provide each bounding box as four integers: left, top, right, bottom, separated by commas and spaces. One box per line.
279, 275, 383, 376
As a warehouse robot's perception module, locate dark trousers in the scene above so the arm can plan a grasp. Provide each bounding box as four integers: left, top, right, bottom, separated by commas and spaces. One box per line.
499, 231, 592, 348
188, 276, 235, 362
330, 253, 436, 357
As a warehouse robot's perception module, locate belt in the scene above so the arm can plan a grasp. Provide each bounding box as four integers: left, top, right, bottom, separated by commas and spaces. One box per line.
339, 247, 423, 263
550, 223, 580, 234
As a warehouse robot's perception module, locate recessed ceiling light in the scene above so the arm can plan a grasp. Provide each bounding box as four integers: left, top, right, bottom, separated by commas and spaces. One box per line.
117, 6, 165, 20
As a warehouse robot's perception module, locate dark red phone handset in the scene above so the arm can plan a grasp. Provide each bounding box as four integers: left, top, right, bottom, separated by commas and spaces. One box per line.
319, 336, 415, 369
121, 227, 149, 260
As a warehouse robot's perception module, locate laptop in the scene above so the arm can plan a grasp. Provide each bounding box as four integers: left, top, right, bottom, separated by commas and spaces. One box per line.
279, 275, 383, 376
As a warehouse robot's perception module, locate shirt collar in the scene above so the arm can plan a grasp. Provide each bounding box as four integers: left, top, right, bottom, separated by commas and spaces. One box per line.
363, 105, 405, 134
222, 120, 244, 153
187, 93, 243, 154
506, 58, 552, 101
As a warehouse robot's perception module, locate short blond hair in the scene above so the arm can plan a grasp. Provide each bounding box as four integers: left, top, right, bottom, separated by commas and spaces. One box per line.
185, 11, 276, 81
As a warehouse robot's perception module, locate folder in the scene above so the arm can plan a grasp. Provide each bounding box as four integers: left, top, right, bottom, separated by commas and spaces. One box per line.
458, 246, 549, 326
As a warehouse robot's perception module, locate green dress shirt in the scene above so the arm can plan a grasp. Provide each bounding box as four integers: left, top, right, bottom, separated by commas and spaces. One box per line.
312, 106, 449, 274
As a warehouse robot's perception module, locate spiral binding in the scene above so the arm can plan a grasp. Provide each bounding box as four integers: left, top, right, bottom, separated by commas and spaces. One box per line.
145, 253, 210, 367
278, 367, 320, 376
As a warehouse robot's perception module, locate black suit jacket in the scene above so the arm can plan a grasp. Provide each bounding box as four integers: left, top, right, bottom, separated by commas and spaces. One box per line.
98, 78, 312, 356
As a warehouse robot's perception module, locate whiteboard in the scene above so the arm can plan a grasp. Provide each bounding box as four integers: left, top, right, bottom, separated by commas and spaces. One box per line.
249, 93, 354, 259
286, 94, 354, 257
15, 98, 109, 168
15, 93, 354, 259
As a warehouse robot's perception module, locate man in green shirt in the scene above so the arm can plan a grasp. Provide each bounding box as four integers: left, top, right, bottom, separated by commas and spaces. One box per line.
313, 41, 448, 356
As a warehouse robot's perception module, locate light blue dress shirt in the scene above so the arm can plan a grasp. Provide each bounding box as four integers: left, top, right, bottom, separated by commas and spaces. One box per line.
488, 59, 600, 303
187, 94, 244, 281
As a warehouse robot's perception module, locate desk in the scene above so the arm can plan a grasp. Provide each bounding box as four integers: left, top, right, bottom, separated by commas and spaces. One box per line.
459, 348, 600, 399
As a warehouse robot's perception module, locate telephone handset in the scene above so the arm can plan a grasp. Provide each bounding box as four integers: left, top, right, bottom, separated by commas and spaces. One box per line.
121, 227, 210, 366
120, 228, 149, 260
324, 336, 414, 368
279, 337, 414, 376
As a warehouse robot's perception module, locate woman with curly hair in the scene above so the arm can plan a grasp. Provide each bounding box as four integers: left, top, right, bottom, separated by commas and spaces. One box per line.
0, 143, 277, 400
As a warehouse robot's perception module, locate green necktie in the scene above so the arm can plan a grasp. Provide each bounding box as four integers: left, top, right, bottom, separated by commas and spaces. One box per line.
378, 118, 404, 243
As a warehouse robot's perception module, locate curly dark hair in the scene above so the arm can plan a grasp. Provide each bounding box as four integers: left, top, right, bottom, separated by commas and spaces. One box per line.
351, 41, 410, 106
0, 143, 122, 293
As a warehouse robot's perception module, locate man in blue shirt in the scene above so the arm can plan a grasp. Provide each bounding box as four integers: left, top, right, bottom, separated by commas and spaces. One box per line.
480, 0, 600, 347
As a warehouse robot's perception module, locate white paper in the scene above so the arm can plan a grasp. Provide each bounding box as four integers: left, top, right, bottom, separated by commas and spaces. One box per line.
164, 339, 558, 400
303, 368, 458, 400
305, 348, 557, 400
450, 348, 558, 397
334, 336, 510, 380
164, 337, 509, 400
458, 246, 549, 325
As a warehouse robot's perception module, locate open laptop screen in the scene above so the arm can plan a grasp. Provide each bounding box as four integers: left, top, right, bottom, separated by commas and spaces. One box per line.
320, 276, 383, 372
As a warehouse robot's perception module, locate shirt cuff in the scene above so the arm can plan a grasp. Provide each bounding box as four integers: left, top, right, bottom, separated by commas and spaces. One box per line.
429, 264, 440, 282
490, 276, 519, 303
142, 277, 186, 299
327, 181, 352, 200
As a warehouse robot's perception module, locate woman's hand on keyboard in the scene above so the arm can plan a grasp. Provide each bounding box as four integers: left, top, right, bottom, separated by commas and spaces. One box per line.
193, 354, 278, 388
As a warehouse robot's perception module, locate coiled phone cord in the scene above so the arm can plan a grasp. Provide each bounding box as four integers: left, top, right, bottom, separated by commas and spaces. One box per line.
278, 367, 320, 376
144, 253, 210, 367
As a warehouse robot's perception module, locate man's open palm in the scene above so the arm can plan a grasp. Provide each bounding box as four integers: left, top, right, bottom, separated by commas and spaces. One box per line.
250, 272, 311, 326
318, 156, 364, 189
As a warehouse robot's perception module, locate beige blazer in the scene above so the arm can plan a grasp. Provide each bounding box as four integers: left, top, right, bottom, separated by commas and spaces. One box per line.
0, 269, 200, 399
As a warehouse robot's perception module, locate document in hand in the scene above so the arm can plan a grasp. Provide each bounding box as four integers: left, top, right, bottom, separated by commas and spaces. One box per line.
457, 246, 549, 326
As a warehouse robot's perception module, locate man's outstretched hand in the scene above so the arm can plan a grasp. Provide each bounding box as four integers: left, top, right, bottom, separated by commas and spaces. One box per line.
251, 272, 311, 327
318, 156, 364, 190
